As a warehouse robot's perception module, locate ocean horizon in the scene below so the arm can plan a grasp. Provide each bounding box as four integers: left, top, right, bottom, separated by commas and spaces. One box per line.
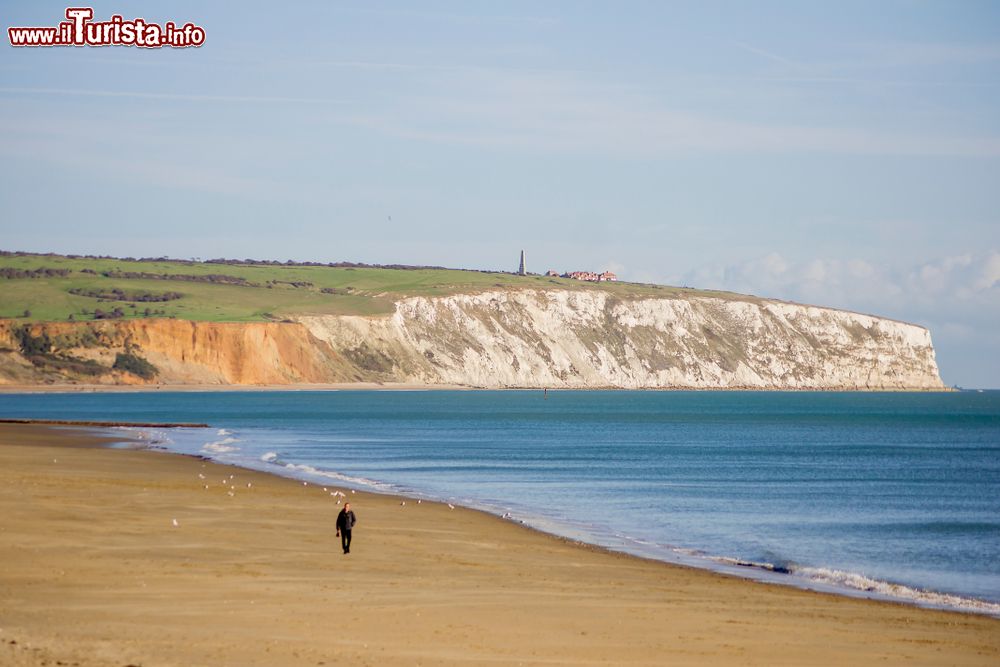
3, 389, 998, 616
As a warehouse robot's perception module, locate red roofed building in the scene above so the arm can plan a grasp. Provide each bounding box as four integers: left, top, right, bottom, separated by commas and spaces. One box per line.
562, 270, 618, 282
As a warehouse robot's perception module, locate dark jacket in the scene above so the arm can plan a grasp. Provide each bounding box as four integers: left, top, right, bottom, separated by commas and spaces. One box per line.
336, 509, 356, 532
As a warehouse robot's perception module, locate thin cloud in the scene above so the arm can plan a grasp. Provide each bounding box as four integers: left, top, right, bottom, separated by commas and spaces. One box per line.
0, 87, 349, 105
338, 6, 559, 27
0, 134, 270, 197
733, 41, 806, 70
327, 70, 1000, 157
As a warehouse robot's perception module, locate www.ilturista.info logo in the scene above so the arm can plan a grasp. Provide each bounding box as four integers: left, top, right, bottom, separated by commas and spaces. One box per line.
8, 7, 205, 48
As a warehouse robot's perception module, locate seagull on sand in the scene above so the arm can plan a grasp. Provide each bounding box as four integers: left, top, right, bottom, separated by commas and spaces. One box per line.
448, 503, 455, 510
172, 518, 179, 527
400, 501, 406, 506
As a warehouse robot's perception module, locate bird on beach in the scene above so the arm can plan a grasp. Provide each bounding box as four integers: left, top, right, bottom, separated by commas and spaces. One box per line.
198, 473, 205, 479
400, 501, 406, 506
172, 518, 178, 527
246, 482, 252, 488
448, 504, 455, 510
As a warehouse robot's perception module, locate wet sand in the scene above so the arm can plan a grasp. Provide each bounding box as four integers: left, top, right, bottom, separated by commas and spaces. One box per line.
0, 423, 997, 666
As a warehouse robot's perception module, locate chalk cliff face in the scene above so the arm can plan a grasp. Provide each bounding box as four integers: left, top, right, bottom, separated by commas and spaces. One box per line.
0, 290, 944, 389
296, 290, 943, 390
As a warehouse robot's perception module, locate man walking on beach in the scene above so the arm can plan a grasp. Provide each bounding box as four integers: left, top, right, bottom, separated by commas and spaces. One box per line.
336, 502, 357, 555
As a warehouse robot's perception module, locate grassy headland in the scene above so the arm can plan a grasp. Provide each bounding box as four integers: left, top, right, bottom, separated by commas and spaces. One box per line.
0, 250, 744, 323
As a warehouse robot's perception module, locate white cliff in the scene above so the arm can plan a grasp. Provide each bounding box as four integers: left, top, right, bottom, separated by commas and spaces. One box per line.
297, 290, 944, 390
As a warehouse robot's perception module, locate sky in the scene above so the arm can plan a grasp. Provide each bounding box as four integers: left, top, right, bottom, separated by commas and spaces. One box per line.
1, 1, 999, 387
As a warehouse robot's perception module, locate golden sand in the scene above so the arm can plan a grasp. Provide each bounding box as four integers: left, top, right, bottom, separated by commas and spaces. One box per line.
0, 423, 996, 666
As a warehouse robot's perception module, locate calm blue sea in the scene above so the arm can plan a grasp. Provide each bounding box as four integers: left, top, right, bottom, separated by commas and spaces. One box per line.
3, 390, 999, 615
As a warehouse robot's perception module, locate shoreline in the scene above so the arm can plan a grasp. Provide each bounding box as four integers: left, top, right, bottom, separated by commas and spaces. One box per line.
1, 422, 997, 665
1, 406, 990, 616
0, 382, 957, 393
0, 417, 211, 428
158, 425, 1000, 620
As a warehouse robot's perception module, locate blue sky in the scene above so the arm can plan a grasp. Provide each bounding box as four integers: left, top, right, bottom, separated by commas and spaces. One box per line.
2, 1, 999, 386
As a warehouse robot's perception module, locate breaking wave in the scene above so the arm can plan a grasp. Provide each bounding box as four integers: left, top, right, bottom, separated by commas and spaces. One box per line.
253, 451, 385, 490
797, 566, 1000, 616
201, 436, 240, 454
703, 556, 1000, 616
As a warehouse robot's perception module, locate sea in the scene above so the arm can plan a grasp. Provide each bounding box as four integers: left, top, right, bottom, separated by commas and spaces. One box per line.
3, 389, 998, 616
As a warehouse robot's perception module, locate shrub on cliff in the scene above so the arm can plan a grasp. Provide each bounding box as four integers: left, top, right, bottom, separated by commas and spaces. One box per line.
13, 326, 52, 356
112, 352, 158, 380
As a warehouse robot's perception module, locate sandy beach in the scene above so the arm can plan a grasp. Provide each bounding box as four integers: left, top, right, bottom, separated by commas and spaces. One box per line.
1, 423, 997, 666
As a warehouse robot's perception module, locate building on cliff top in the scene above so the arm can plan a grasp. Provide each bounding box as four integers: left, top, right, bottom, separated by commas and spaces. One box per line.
562, 270, 617, 282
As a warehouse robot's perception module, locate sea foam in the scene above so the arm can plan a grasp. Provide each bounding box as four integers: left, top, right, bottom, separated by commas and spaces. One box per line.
797, 567, 1000, 616
201, 436, 240, 454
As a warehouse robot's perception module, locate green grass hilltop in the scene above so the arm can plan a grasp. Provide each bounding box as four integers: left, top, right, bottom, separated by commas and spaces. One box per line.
0, 251, 736, 323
